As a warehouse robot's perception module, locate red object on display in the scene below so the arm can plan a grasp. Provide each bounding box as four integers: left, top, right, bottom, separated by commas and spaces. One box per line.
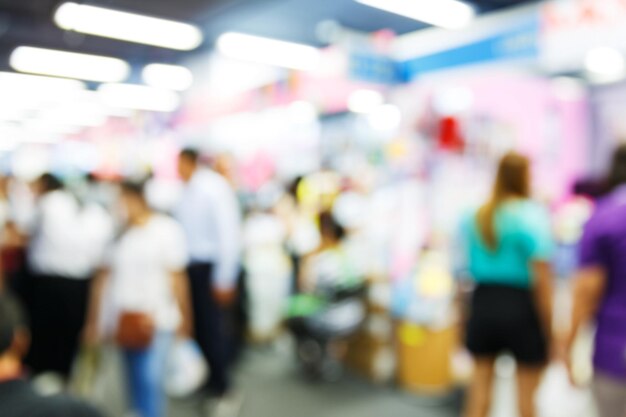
438, 117, 464, 152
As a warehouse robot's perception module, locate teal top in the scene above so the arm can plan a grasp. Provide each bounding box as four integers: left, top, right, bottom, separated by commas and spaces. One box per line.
459, 200, 554, 288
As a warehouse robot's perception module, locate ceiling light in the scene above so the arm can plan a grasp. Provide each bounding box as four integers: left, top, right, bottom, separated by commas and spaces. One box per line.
41, 107, 107, 128
288, 101, 318, 124
22, 120, 82, 136
433, 86, 474, 115
54, 2, 203, 51
0, 108, 25, 122
348, 90, 384, 113
98, 83, 181, 112
355, 0, 475, 30
0, 126, 19, 152
217, 32, 321, 71
0, 139, 18, 152
142, 64, 194, 91
368, 104, 402, 131
0, 71, 85, 92
585, 47, 625, 76
10, 46, 130, 82
0, 72, 86, 113
73, 90, 134, 117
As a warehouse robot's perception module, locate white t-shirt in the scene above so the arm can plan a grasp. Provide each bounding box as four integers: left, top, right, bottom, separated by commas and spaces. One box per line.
29, 191, 115, 278
29, 190, 86, 277
107, 214, 188, 332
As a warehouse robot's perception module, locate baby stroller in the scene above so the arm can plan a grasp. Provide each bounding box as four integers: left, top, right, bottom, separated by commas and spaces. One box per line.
286, 283, 366, 381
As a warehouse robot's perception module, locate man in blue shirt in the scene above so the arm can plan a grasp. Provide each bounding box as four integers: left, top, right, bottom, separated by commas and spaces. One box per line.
175, 149, 242, 413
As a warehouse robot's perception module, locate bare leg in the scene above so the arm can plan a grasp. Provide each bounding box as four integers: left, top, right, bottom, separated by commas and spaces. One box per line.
465, 356, 496, 417
516, 365, 543, 417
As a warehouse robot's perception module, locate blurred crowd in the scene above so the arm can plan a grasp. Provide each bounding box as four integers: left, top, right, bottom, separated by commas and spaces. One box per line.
0, 149, 245, 417
1, 145, 626, 417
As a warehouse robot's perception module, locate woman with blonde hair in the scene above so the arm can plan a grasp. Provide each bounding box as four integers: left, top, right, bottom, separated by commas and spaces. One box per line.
459, 153, 554, 417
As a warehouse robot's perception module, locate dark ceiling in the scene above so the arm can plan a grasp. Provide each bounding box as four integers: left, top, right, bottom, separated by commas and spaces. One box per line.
0, 0, 537, 72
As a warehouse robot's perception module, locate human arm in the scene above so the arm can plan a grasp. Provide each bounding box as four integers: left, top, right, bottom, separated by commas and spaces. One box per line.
212, 181, 242, 306
3, 221, 27, 249
532, 260, 555, 346
299, 253, 317, 294
521, 204, 556, 348
560, 212, 607, 383
171, 270, 193, 339
562, 266, 606, 384
163, 219, 193, 335
83, 268, 109, 346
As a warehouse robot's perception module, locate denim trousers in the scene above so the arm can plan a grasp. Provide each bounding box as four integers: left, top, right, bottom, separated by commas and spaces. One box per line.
123, 332, 172, 417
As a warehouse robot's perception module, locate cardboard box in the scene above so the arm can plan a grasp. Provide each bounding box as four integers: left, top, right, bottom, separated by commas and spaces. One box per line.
344, 332, 395, 384
344, 311, 396, 384
395, 322, 458, 393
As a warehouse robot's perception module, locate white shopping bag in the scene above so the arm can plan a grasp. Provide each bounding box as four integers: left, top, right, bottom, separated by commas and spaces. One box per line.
536, 364, 594, 417
165, 339, 209, 398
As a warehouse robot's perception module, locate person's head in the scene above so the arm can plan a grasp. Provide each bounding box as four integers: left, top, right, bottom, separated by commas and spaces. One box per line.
85, 172, 99, 185
288, 176, 303, 200
214, 153, 234, 178
0, 294, 29, 364
608, 144, 626, 191
319, 210, 345, 245
478, 152, 531, 250
120, 180, 151, 225
178, 148, 200, 183
33, 173, 63, 197
491, 152, 531, 200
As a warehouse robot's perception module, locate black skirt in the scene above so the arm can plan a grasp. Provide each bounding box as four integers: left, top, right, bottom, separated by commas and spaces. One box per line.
466, 283, 547, 366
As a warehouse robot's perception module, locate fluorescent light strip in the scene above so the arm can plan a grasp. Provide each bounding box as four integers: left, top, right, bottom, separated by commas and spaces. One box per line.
23, 120, 81, 136
55, 2, 203, 51
0, 72, 86, 116
41, 106, 107, 128
142, 64, 194, 91
355, 0, 475, 30
217, 32, 321, 71
0, 71, 86, 92
10, 46, 130, 83
98, 83, 181, 113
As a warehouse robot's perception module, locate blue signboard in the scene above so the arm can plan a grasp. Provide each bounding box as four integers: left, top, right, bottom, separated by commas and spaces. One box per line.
349, 53, 401, 85
399, 17, 540, 82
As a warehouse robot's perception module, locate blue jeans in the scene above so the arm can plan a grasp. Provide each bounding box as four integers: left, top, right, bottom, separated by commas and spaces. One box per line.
123, 332, 172, 417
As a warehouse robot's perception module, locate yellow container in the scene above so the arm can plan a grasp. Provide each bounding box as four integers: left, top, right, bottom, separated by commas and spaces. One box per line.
396, 322, 458, 393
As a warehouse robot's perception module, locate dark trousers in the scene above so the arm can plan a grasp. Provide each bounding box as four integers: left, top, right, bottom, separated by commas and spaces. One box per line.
23, 274, 90, 378
187, 263, 230, 396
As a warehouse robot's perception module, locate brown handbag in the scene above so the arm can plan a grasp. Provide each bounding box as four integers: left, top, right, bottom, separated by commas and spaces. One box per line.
115, 311, 155, 350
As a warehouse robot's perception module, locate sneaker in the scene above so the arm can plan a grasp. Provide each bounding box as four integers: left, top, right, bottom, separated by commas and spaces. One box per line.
210, 391, 244, 417
32, 372, 65, 396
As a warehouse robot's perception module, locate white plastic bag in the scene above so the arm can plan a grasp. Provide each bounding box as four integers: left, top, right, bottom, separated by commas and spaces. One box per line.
165, 339, 209, 398
536, 364, 594, 417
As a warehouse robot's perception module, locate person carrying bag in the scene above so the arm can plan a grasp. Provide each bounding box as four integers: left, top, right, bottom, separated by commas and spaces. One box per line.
83, 181, 192, 417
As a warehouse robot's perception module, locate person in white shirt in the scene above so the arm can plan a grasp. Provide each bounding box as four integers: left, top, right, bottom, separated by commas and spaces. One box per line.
83, 180, 192, 417
24, 173, 112, 380
174, 149, 242, 402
